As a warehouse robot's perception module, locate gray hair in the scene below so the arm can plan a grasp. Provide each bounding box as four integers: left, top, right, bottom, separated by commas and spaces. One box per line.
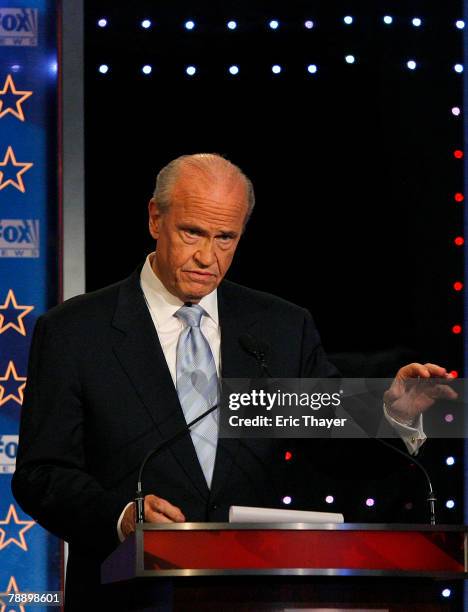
152, 153, 255, 224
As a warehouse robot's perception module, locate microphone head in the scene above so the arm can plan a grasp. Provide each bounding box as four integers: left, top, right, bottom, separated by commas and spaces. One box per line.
239, 333, 269, 358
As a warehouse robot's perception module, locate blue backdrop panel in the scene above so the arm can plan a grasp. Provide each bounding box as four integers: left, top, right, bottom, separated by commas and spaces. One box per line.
0, 0, 61, 605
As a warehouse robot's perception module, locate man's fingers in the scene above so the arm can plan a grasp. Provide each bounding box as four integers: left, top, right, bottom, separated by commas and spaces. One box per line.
145, 495, 185, 522
397, 362, 449, 380
145, 510, 174, 524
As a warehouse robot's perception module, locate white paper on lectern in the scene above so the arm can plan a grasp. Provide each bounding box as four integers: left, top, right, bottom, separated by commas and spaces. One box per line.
228, 505, 344, 523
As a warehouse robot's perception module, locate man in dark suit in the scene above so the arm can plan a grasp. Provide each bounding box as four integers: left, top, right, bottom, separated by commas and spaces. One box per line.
11, 154, 452, 608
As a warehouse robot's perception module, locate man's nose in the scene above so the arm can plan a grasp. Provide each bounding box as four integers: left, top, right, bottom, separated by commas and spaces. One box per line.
194, 240, 216, 267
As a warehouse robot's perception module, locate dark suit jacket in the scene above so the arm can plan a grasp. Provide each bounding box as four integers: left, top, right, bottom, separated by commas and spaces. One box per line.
11, 267, 339, 606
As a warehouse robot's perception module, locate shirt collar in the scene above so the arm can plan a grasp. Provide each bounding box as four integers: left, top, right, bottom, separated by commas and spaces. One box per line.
140, 253, 219, 329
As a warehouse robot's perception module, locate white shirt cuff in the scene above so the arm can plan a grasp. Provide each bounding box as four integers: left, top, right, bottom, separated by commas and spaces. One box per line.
117, 501, 134, 542
383, 403, 426, 455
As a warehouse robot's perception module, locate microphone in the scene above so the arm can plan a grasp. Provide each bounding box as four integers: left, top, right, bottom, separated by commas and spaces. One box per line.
239, 333, 271, 377
135, 402, 218, 523
375, 437, 437, 525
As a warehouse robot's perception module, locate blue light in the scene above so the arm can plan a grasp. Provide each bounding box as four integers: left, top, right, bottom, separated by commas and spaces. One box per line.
407, 60, 417, 70
446, 499, 455, 509
185, 20, 195, 30
304, 20, 314, 29
269, 19, 279, 30
446, 456, 455, 466
344, 16, 353, 25
49, 61, 58, 75
142, 65, 152, 75
383, 16, 393, 25
412, 17, 422, 27
186, 65, 197, 76
454, 64, 464, 73
227, 20, 237, 30
97, 18, 107, 28
141, 19, 152, 29
442, 588, 452, 598
456, 20, 465, 29
345, 55, 355, 64
98, 64, 109, 74
229, 65, 239, 75
271, 64, 282, 74
10, 64, 21, 73
307, 64, 318, 74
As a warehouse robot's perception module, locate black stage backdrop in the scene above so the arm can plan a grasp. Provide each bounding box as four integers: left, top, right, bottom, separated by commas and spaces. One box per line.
83, 1, 464, 525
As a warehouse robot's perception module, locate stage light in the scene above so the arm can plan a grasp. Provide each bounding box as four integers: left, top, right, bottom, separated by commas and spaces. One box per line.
282, 496, 292, 505
450, 370, 459, 378
442, 588, 452, 598
97, 18, 107, 28
453, 281, 463, 291
229, 65, 239, 75
446, 456, 455, 466
445, 499, 455, 509
304, 20, 314, 29
454, 64, 463, 73
98, 64, 109, 74
451, 107, 461, 116
10, 64, 20, 73
454, 236, 464, 245
365, 498, 375, 507
185, 20, 195, 30
142, 65, 152, 75
344, 16, 353, 25
454, 149, 464, 158
345, 55, 355, 64
407, 60, 417, 70
454, 192, 464, 202
383, 16, 393, 25
445, 414, 454, 423
141, 19, 151, 29
412, 18, 422, 27
49, 61, 58, 75
307, 64, 318, 74
227, 20, 237, 30
272, 64, 282, 74
284, 451, 292, 461
269, 20, 279, 30
325, 495, 334, 504
186, 65, 197, 76
456, 20, 465, 29
451, 324, 462, 334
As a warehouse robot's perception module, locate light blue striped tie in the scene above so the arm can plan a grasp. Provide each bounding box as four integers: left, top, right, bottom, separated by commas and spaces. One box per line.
175, 304, 219, 488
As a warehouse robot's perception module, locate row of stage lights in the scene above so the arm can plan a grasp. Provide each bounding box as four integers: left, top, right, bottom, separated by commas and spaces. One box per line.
97, 61, 464, 75
96, 17, 466, 30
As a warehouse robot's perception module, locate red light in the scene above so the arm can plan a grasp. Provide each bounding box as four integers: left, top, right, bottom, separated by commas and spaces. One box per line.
454, 236, 464, 246
453, 281, 463, 291
284, 451, 292, 461
454, 193, 464, 202
454, 150, 464, 159
452, 324, 462, 334
450, 370, 459, 378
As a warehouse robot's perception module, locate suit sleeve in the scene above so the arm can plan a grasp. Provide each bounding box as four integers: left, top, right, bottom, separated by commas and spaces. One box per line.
11, 315, 123, 559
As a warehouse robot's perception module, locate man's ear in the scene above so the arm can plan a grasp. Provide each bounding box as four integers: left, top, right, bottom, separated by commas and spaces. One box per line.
148, 198, 162, 239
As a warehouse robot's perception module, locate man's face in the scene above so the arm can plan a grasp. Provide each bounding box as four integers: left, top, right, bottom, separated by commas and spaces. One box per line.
148, 172, 248, 302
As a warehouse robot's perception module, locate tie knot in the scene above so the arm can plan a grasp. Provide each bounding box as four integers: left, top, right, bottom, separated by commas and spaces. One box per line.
175, 304, 205, 328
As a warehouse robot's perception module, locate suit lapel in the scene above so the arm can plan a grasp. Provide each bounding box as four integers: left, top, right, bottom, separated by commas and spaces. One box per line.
209, 281, 266, 502
111, 269, 210, 500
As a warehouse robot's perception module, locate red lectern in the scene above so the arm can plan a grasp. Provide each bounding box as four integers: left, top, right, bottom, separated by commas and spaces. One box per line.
101, 523, 467, 611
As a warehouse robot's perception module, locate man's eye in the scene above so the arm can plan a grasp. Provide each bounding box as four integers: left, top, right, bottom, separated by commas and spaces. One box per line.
218, 235, 232, 242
